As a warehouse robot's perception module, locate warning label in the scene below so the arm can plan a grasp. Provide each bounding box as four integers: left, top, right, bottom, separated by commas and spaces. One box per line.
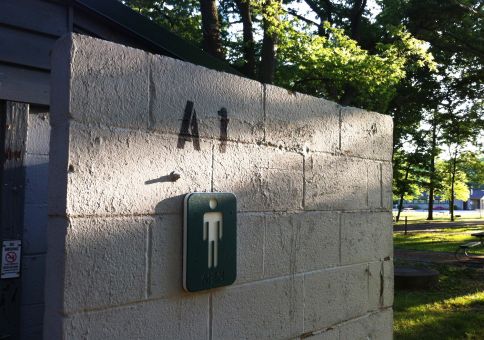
1, 240, 21, 279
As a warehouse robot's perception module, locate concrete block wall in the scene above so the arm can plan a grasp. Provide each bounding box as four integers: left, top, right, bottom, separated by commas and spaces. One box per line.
21, 107, 50, 339
45, 34, 393, 339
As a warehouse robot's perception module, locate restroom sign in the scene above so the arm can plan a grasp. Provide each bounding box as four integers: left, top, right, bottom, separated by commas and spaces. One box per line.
1, 240, 21, 279
183, 192, 237, 292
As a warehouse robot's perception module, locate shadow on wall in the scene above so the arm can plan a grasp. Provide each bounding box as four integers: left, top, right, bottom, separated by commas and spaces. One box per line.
53, 126, 392, 338
0, 162, 49, 339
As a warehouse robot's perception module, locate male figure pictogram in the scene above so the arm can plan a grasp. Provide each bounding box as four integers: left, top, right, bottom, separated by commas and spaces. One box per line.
203, 212, 223, 268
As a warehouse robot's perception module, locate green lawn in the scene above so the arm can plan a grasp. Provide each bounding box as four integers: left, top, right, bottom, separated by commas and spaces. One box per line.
394, 227, 484, 255
394, 262, 484, 340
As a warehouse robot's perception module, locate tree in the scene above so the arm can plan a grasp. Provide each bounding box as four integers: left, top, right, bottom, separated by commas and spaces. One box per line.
435, 159, 470, 210
440, 100, 483, 220
234, 0, 257, 78
121, 1, 483, 211
392, 146, 427, 222
200, 0, 225, 59
123, 0, 202, 45
460, 151, 484, 186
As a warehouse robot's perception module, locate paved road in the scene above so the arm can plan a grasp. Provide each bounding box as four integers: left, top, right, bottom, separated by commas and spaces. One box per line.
394, 220, 484, 232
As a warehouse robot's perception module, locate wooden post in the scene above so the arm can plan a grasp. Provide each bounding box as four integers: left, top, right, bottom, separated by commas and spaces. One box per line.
0, 101, 28, 339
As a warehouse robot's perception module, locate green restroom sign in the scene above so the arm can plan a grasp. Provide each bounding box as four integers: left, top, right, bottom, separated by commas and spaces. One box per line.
183, 192, 237, 292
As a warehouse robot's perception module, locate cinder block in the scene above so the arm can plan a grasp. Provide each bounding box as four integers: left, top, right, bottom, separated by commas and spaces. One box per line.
264, 212, 339, 278
265, 85, 340, 153
149, 214, 183, 298
26, 112, 50, 155
304, 264, 368, 331
236, 213, 264, 284
47, 119, 69, 216
213, 142, 303, 212
66, 122, 212, 216
341, 212, 393, 265
341, 106, 393, 161
212, 276, 304, 339
23, 204, 48, 254
24, 154, 49, 205
382, 162, 393, 211
20, 255, 46, 306
339, 309, 393, 340
368, 161, 382, 209
305, 154, 371, 210
383, 260, 394, 308
295, 212, 340, 272
69, 34, 150, 129
44, 217, 68, 340
64, 294, 209, 340
368, 262, 382, 311
150, 54, 264, 144
63, 217, 148, 313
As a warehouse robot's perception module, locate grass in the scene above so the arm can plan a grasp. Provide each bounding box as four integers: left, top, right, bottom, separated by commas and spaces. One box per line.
394, 262, 484, 340
394, 227, 484, 255
393, 211, 484, 225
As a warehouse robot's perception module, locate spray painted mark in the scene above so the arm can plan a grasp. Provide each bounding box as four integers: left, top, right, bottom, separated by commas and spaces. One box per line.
177, 101, 201, 151
177, 101, 229, 152
218, 108, 229, 153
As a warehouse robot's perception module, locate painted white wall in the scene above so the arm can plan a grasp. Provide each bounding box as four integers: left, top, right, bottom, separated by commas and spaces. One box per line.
44, 34, 394, 339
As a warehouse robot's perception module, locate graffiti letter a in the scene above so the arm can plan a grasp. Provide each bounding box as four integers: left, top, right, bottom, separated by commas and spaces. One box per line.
177, 100, 201, 151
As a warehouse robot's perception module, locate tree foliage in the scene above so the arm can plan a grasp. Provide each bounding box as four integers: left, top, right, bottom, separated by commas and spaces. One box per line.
121, 0, 483, 218
436, 160, 470, 202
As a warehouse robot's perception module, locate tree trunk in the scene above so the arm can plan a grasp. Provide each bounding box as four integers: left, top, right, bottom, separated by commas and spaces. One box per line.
349, 0, 367, 41
304, 0, 332, 37
260, 0, 278, 84
427, 116, 437, 220
235, 0, 256, 78
396, 165, 411, 222
449, 155, 457, 221
199, 0, 224, 60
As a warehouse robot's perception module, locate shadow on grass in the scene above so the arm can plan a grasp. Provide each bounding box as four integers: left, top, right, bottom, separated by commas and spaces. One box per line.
394, 261, 484, 340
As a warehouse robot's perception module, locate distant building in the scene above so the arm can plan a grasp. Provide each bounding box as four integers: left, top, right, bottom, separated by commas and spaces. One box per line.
467, 187, 484, 210
398, 185, 484, 211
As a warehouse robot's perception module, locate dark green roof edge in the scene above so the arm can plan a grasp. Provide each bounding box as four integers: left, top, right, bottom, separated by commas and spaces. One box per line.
75, 0, 242, 76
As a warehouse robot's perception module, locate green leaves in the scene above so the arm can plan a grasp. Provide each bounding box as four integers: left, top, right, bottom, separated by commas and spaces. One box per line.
275, 20, 435, 112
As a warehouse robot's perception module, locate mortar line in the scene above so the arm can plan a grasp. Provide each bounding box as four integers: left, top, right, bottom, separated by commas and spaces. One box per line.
64, 259, 391, 317
338, 212, 342, 266
262, 215, 266, 277
148, 59, 155, 129
211, 143, 215, 192
302, 273, 305, 333
302, 155, 306, 209
298, 307, 393, 339
262, 83, 267, 142
366, 263, 370, 309
52, 207, 392, 220
145, 222, 153, 298
338, 106, 342, 151
68, 120, 391, 162
380, 162, 383, 209
366, 164, 369, 208
209, 293, 213, 340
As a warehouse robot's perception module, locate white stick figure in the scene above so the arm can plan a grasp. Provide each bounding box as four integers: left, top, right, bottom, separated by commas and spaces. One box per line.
203, 200, 223, 268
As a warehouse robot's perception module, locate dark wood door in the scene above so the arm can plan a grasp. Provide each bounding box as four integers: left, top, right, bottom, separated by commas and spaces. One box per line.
0, 101, 28, 339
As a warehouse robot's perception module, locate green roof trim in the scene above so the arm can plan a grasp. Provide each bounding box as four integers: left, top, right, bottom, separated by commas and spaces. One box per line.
75, 0, 241, 76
